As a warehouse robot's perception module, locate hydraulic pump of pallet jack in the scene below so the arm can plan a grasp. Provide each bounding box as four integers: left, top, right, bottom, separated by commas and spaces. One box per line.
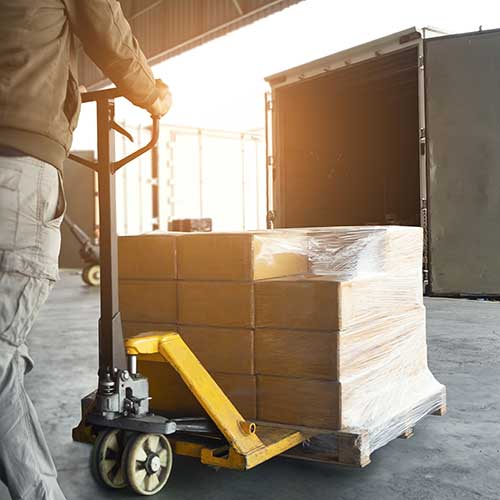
95, 357, 150, 420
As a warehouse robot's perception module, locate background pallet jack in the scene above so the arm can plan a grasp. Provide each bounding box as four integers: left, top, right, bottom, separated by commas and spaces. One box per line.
70, 88, 350, 496
62, 215, 100, 286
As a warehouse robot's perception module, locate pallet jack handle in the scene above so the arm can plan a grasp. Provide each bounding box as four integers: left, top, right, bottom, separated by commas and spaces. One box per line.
69, 88, 160, 173
68, 87, 162, 373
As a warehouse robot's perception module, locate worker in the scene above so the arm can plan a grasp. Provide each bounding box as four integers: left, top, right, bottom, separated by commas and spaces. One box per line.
0, 1, 171, 498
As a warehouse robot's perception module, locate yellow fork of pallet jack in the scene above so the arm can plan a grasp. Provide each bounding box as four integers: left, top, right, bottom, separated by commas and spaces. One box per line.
125, 332, 312, 469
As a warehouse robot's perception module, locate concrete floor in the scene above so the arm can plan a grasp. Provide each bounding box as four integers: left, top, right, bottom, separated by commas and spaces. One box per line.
1, 271, 499, 500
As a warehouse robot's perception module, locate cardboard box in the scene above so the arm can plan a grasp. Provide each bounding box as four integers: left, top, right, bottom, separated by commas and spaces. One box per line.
122, 321, 178, 339
176, 231, 308, 281
255, 307, 429, 430
338, 306, 428, 381
257, 375, 341, 429
138, 360, 256, 418
119, 280, 177, 323
178, 281, 254, 328
255, 274, 422, 331
255, 328, 337, 379
255, 275, 347, 330
179, 326, 254, 374
255, 307, 426, 381
118, 233, 179, 280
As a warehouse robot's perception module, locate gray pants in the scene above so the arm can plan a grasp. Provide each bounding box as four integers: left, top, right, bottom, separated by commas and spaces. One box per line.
0, 156, 67, 500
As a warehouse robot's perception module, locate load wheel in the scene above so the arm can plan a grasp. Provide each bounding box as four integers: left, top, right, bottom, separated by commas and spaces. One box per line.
82, 264, 100, 287
90, 429, 128, 489
123, 433, 173, 496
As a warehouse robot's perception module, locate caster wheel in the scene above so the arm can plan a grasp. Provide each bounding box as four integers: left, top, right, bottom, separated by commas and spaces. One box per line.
90, 429, 128, 489
123, 433, 173, 496
82, 264, 100, 287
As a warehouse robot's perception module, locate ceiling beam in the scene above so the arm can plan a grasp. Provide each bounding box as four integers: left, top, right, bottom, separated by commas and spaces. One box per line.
129, 0, 167, 22
231, 0, 244, 15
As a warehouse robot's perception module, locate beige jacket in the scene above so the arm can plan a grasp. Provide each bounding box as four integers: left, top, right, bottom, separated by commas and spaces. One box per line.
0, 0, 158, 171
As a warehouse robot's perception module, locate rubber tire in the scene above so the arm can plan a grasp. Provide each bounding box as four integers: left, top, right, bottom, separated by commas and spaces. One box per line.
123, 433, 173, 496
90, 429, 128, 489
83, 264, 100, 287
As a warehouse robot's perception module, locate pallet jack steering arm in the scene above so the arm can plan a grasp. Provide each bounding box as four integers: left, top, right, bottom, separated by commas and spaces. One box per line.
69, 88, 160, 373
70, 88, 160, 173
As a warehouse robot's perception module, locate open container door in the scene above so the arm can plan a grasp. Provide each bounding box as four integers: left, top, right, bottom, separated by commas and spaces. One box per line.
266, 29, 425, 230
425, 29, 500, 296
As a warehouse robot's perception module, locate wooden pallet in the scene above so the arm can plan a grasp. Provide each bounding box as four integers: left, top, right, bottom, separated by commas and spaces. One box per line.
282, 387, 447, 468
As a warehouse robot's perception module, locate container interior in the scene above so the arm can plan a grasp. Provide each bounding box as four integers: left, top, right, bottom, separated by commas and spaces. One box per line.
274, 46, 420, 228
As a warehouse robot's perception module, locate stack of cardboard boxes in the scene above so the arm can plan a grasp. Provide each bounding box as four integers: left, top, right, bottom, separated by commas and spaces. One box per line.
119, 230, 309, 419
118, 227, 444, 436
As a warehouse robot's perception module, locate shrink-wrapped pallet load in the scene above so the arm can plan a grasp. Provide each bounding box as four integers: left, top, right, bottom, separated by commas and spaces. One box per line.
118, 226, 445, 457
255, 307, 437, 432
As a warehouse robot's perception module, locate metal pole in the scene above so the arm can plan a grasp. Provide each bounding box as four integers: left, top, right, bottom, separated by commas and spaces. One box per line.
255, 137, 260, 228
137, 124, 144, 233
128, 355, 137, 375
151, 138, 160, 231
96, 98, 126, 372
121, 125, 128, 235
241, 133, 246, 230
198, 129, 203, 218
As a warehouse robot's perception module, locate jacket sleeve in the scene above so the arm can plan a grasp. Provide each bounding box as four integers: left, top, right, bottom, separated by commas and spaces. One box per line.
63, 0, 158, 108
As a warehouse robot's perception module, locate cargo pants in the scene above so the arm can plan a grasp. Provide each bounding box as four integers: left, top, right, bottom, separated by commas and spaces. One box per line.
0, 156, 67, 500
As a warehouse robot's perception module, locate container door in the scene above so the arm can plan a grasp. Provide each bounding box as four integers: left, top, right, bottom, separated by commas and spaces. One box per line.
425, 30, 500, 296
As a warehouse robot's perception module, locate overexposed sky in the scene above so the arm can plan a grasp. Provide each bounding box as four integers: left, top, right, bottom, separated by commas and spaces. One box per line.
74, 0, 500, 147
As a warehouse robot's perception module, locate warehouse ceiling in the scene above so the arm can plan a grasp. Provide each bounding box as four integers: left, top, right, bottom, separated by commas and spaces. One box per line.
79, 0, 304, 88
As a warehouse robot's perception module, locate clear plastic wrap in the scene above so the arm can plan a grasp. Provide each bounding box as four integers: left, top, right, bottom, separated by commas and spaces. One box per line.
256, 226, 444, 456
337, 306, 444, 453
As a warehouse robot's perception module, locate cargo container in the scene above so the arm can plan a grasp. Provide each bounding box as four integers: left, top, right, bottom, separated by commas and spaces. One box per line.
265, 27, 500, 296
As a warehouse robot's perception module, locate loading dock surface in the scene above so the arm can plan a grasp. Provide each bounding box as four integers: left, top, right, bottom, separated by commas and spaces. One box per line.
0, 271, 496, 500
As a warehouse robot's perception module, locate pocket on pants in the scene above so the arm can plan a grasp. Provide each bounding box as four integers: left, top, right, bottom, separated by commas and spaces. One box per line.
0, 273, 51, 347
0, 163, 21, 250
43, 171, 67, 227
39, 172, 66, 269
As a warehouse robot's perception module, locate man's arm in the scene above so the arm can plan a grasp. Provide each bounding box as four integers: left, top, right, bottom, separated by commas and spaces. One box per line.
63, 0, 159, 110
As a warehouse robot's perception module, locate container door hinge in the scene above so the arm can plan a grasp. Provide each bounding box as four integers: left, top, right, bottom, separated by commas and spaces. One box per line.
419, 55, 425, 70
266, 210, 275, 229
419, 128, 426, 155
266, 98, 273, 111
267, 155, 274, 167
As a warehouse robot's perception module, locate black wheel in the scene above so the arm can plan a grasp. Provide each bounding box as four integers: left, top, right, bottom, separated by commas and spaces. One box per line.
82, 264, 100, 287
123, 433, 173, 496
90, 429, 128, 489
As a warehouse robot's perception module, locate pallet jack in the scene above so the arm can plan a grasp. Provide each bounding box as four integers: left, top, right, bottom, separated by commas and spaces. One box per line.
70, 88, 323, 496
